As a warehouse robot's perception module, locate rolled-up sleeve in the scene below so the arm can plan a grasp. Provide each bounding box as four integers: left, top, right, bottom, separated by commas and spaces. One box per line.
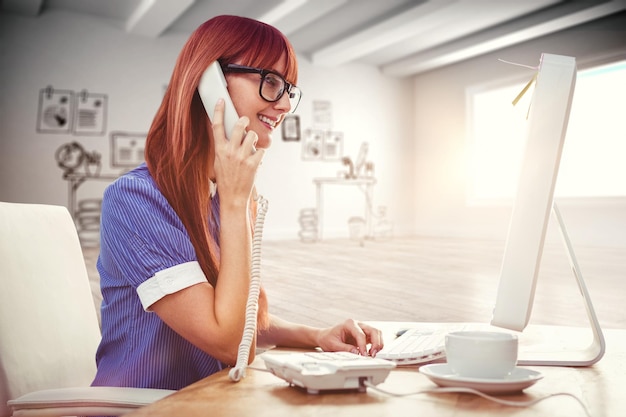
137, 261, 207, 310
99, 169, 212, 308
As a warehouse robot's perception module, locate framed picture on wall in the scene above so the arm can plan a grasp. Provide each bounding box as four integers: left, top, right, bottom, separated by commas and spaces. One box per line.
282, 114, 300, 141
302, 129, 323, 160
312, 100, 332, 130
110, 132, 146, 168
37, 86, 74, 133
323, 131, 343, 161
73, 90, 108, 136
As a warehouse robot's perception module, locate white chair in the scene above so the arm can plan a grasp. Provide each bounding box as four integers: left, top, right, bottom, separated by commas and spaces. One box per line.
0, 202, 175, 416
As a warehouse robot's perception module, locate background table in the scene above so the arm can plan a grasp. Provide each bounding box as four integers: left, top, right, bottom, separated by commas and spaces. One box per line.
313, 177, 376, 240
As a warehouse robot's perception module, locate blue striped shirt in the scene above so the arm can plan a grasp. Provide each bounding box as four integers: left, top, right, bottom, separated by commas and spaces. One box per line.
92, 163, 224, 389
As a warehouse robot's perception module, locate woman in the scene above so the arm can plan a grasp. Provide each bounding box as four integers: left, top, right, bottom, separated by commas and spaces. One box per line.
92, 15, 383, 390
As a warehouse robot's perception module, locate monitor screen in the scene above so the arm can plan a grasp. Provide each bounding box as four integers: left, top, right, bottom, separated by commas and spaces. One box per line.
491, 53, 576, 332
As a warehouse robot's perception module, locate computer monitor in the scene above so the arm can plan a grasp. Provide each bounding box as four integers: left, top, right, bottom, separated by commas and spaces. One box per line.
490, 53, 605, 366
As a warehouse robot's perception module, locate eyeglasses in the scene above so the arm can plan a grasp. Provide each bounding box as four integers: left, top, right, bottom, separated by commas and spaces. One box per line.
222, 63, 302, 113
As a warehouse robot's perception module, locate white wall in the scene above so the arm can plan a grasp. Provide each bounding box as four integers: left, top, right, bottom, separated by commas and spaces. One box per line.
2, 10, 625, 247
411, 13, 626, 248
256, 59, 415, 239
0, 10, 415, 240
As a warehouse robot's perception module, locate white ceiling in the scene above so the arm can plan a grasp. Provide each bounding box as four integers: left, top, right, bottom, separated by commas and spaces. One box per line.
3, 0, 625, 77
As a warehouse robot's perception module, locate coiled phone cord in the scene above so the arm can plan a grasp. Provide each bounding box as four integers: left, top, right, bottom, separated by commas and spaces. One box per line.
229, 195, 269, 382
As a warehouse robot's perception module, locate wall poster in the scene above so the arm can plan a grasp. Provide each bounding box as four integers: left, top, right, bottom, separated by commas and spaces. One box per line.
37, 86, 74, 133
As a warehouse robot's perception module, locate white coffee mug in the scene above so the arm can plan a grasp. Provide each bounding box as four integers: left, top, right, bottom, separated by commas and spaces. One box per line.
445, 331, 518, 379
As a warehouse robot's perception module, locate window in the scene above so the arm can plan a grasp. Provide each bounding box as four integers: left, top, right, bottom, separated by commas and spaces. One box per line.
467, 59, 626, 204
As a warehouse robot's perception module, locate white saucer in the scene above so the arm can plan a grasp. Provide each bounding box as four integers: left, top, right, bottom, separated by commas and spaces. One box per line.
420, 363, 543, 394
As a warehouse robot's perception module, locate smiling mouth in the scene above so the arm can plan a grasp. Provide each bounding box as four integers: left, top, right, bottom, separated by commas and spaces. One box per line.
259, 115, 278, 128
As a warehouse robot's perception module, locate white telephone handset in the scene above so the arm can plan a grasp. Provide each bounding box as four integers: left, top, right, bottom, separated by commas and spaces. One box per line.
198, 60, 267, 382
198, 61, 240, 138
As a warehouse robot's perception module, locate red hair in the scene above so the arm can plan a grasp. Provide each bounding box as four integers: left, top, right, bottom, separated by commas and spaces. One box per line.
144, 15, 297, 329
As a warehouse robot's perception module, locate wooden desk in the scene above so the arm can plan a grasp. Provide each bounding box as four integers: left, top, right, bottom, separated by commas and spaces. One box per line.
126, 323, 625, 417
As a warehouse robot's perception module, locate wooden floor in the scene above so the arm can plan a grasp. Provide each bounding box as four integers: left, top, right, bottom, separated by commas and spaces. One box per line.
83, 236, 626, 331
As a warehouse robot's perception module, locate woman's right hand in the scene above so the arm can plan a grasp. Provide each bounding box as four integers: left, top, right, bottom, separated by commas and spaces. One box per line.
211, 98, 265, 206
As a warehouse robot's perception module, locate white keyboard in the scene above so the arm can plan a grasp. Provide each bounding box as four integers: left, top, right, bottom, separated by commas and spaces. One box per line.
261, 351, 396, 394
376, 327, 460, 365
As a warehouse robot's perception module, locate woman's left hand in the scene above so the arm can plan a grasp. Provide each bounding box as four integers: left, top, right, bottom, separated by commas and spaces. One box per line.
316, 319, 384, 357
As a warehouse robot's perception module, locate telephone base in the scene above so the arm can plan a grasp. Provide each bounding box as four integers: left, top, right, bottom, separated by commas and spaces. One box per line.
261, 351, 395, 394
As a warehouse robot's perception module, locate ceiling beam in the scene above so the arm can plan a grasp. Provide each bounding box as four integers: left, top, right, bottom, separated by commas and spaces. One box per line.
383, 0, 626, 77
1, 0, 43, 16
257, 0, 309, 26
267, 0, 349, 36
361, 0, 562, 66
126, 0, 196, 38
311, 0, 458, 67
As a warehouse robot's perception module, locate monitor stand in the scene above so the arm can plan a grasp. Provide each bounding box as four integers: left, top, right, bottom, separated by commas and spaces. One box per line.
517, 202, 606, 367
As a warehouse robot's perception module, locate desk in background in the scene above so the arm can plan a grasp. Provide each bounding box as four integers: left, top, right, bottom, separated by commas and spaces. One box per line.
126, 322, 625, 417
313, 177, 376, 240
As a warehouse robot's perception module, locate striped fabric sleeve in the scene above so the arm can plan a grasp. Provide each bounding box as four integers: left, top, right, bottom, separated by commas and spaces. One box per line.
99, 170, 207, 292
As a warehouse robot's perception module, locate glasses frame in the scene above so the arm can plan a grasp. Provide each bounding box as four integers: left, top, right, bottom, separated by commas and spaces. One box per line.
221, 63, 302, 113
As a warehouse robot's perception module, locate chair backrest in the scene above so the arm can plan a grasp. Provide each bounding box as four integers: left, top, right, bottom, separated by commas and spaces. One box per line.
0, 202, 101, 417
